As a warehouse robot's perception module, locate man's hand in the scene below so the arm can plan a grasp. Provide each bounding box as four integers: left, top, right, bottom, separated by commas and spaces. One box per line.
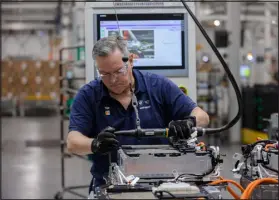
91, 127, 119, 154
168, 116, 196, 140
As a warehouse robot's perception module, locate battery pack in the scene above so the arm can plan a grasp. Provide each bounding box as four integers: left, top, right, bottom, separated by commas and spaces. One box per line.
117, 145, 214, 178
240, 175, 279, 199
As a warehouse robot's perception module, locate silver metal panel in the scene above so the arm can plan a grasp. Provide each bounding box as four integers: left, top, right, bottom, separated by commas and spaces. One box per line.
107, 192, 157, 199
270, 113, 278, 129
2, 14, 54, 21
2, 3, 58, 10
85, 1, 194, 9
85, 6, 95, 83
2, 23, 55, 30
117, 146, 213, 178
198, 14, 277, 22
267, 152, 278, 171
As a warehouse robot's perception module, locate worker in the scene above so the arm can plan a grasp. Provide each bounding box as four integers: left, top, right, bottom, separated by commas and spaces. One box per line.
66, 36, 210, 194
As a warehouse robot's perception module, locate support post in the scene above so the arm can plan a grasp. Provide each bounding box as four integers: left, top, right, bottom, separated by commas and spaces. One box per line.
263, 3, 272, 84
227, 2, 241, 143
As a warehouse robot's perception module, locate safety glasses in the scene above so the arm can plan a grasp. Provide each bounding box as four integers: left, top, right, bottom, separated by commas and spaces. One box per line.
98, 62, 128, 81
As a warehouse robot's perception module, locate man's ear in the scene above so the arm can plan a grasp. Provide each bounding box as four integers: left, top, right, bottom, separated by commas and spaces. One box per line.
128, 53, 135, 67
128, 53, 134, 62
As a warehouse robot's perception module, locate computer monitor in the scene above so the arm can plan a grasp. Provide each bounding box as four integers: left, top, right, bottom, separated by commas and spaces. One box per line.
240, 65, 251, 78
84, 1, 197, 102
96, 13, 185, 71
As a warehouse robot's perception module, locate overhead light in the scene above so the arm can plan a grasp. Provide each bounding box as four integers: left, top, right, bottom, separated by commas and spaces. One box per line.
247, 53, 254, 61
202, 55, 209, 63
10, 22, 24, 30
62, 17, 70, 26
214, 20, 220, 27
272, 20, 277, 24
201, 53, 210, 63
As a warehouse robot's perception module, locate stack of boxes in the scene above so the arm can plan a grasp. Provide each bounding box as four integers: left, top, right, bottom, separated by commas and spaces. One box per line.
1, 59, 60, 101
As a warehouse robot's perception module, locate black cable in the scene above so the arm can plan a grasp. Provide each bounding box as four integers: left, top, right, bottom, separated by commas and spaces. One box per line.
175, 163, 216, 181
154, 190, 176, 199
180, 0, 243, 134
174, 173, 201, 181
174, 146, 219, 181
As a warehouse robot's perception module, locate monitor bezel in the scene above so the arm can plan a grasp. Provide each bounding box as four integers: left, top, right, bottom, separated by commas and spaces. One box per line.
96, 13, 186, 71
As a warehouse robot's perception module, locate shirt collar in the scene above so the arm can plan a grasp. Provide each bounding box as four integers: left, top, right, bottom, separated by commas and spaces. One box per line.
133, 69, 146, 94
99, 69, 146, 100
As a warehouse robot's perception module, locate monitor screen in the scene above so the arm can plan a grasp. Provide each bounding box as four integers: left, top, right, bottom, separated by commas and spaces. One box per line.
96, 13, 185, 70
240, 65, 251, 78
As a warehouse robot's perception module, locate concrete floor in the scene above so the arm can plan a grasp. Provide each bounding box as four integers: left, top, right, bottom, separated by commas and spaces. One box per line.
1, 116, 243, 199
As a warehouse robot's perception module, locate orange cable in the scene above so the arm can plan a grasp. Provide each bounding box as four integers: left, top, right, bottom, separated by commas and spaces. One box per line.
227, 186, 240, 199
209, 179, 245, 192
245, 178, 278, 198
264, 144, 275, 151
209, 177, 245, 199
240, 178, 278, 199
218, 176, 241, 199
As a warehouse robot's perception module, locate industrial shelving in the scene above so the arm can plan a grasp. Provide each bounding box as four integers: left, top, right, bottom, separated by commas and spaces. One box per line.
54, 45, 89, 199
1, 96, 17, 116
196, 62, 229, 145
196, 63, 220, 122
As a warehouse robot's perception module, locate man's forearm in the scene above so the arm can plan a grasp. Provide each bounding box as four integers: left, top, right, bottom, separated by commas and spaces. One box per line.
67, 131, 94, 155
190, 107, 210, 127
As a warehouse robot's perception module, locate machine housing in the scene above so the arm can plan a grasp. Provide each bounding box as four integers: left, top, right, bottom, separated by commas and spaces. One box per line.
90, 141, 225, 199
232, 115, 278, 200
116, 145, 215, 179
84, 1, 197, 102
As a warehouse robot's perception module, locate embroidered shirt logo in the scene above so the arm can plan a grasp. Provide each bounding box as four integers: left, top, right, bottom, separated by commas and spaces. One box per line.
104, 107, 110, 116
139, 99, 151, 110
140, 105, 151, 110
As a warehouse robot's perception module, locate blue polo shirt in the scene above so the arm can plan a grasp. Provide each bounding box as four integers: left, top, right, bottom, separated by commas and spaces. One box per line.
69, 69, 197, 189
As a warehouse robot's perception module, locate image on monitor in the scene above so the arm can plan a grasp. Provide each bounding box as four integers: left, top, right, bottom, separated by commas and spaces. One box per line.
96, 13, 186, 70
108, 30, 155, 59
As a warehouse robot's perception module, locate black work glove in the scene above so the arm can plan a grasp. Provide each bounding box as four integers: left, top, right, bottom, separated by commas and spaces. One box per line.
168, 116, 196, 140
91, 126, 119, 154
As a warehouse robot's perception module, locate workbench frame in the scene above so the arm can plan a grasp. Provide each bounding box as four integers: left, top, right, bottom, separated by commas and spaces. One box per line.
54, 46, 89, 199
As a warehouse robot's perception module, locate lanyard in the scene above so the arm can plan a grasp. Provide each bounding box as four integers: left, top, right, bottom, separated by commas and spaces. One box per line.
130, 83, 141, 130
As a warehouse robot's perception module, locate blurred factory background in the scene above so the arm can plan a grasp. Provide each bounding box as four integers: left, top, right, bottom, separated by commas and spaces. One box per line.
1, 0, 278, 199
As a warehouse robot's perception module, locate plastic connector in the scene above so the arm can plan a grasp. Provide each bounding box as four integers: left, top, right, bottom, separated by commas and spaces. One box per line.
126, 175, 140, 186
